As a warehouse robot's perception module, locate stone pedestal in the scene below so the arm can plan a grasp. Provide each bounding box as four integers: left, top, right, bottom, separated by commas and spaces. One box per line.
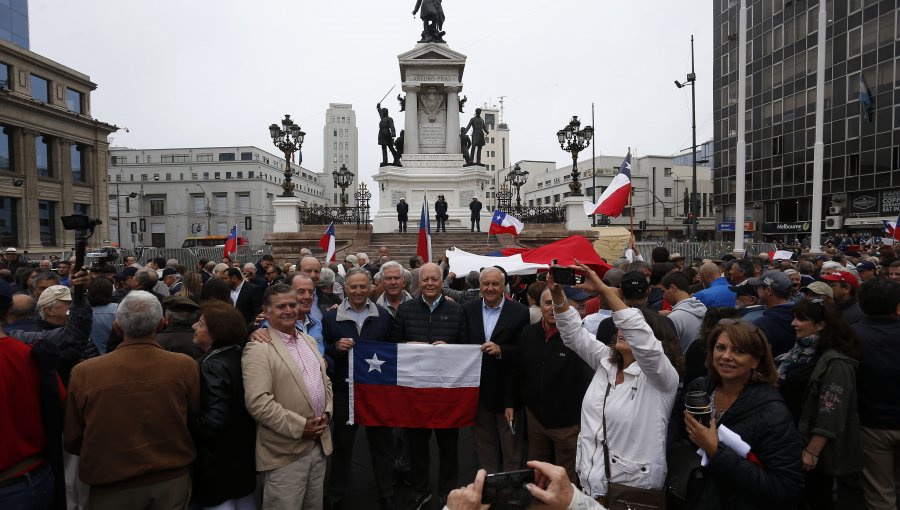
564, 196, 593, 231
272, 196, 301, 233
373, 42, 490, 233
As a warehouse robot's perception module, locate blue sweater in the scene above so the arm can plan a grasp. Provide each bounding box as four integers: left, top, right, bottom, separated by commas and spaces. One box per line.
694, 277, 736, 308
322, 300, 395, 393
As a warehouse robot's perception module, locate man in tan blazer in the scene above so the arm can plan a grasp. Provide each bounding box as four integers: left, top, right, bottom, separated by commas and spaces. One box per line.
243, 283, 333, 510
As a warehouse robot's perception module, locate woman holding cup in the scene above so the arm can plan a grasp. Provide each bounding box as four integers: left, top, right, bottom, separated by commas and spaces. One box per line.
546, 261, 681, 504
679, 319, 804, 509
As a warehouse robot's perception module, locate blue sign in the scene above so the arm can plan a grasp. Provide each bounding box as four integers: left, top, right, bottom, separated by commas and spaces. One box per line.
717, 222, 735, 232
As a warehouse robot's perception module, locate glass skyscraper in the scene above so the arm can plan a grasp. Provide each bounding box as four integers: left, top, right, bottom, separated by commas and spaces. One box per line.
712, 0, 900, 240
0, 0, 28, 49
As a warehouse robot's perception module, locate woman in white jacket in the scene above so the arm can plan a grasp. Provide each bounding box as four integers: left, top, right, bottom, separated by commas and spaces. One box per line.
548, 261, 682, 502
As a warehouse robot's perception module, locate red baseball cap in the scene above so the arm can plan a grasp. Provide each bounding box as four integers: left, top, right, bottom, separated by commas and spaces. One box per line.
820, 271, 859, 289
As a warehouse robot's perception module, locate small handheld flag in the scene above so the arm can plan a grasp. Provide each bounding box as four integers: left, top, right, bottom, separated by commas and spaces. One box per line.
319, 222, 336, 263
223, 225, 238, 260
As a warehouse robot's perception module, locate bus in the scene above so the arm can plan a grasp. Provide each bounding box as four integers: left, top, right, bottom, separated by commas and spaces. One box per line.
181, 236, 246, 248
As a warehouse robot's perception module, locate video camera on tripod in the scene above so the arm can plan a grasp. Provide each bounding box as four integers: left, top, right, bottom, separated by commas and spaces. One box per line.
61, 214, 103, 306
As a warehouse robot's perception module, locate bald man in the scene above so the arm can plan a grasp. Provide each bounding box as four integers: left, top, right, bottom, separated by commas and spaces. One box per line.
693, 262, 737, 308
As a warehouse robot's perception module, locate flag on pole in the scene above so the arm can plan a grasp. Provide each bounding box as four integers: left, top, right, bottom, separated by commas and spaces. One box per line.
348, 341, 482, 428
583, 152, 632, 217
859, 75, 873, 122
885, 216, 900, 241
223, 225, 238, 260
417, 196, 432, 263
489, 210, 524, 236
319, 222, 336, 263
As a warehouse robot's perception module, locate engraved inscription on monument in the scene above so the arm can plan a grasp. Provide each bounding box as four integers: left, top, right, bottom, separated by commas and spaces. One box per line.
420, 124, 446, 146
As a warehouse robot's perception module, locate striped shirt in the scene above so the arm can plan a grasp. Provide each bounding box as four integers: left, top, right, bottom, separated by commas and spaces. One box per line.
274, 328, 326, 417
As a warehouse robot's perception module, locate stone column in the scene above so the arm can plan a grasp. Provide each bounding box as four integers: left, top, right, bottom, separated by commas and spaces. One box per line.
58, 139, 75, 247
403, 87, 419, 155
445, 87, 461, 154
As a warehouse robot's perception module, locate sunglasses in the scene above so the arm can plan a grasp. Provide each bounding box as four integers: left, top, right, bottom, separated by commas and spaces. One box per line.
717, 318, 760, 333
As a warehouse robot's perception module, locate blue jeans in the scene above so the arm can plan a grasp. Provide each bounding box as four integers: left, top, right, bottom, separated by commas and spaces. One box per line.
0, 462, 54, 510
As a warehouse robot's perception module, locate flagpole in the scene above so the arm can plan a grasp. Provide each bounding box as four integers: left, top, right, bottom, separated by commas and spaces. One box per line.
628, 147, 635, 234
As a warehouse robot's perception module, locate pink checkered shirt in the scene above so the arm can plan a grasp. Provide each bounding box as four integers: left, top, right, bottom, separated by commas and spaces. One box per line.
273, 328, 326, 417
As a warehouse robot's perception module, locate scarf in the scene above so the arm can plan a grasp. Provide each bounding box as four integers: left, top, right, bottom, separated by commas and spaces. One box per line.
776, 334, 819, 383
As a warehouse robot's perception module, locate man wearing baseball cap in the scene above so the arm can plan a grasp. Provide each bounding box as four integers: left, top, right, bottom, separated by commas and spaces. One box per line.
746, 270, 795, 357
855, 261, 878, 283
800, 281, 833, 300
821, 271, 864, 325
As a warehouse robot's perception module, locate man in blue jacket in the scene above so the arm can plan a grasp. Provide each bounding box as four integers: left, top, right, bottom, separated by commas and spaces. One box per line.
747, 270, 795, 357
693, 262, 736, 308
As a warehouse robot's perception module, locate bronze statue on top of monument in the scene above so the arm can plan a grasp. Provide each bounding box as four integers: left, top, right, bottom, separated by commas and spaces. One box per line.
412, 0, 446, 43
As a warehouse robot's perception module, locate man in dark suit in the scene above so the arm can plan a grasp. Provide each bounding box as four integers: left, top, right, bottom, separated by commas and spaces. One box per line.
463, 267, 530, 474
224, 267, 262, 326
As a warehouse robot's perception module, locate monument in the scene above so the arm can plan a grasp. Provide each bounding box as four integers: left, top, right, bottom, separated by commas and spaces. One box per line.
372, 13, 490, 233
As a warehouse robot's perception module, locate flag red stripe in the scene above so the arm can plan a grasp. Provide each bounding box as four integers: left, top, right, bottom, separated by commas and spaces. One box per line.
489, 223, 519, 236
417, 229, 429, 261
353, 384, 478, 428
594, 183, 631, 216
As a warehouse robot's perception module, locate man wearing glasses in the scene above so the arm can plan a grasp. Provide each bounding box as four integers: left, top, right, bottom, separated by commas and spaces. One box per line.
243, 263, 268, 288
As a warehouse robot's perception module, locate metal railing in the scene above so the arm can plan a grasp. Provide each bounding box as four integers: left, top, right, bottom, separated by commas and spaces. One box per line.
299, 206, 371, 229
116, 244, 272, 270
505, 205, 566, 224
633, 241, 777, 263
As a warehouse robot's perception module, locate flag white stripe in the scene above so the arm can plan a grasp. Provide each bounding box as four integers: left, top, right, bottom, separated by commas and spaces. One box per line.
396, 344, 482, 388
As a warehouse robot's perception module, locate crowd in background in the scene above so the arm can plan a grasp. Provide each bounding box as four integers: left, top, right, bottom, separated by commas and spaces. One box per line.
1, 237, 899, 510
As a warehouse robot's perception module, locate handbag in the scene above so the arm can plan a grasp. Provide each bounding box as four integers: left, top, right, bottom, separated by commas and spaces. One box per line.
602, 385, 667, 510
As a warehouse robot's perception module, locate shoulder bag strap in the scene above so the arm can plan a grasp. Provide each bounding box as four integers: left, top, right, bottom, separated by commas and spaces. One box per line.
602, 382, 612, 482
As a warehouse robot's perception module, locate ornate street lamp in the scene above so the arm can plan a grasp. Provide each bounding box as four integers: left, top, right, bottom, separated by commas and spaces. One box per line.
508, 163, 529, 209
496, 183, 513, 211
332, 163, 353, 209
269, 114, 306, 198
556, 115, 593, 197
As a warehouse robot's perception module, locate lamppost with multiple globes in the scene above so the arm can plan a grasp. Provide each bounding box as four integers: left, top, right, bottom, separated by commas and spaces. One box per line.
556, 116, 593, 197
507, 163, 529, 208
268, 115, 306, 198
332, 163, 353, 210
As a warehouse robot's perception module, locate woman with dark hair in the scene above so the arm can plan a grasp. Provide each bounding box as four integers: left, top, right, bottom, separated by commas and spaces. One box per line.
12, 266, 35, 295
678, 320, 804, 509
177, 271, 203, 303
548, 261, 681, 502
683, 307, 743, 386
779, 299, 862, 509
190, 301, 256, 510
199, 277, 231, 304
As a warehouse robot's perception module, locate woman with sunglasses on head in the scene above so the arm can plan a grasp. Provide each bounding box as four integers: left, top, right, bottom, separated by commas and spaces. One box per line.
778, 299, 862, 509
679, 318, 804, 510
547, 261, 682, 506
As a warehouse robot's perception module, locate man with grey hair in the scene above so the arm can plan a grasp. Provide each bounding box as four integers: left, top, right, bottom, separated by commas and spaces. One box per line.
213, 262, 230, 280
5, 293, 37, 329
31, 271, 60, 299
64, 291, 199, 508
375, 260, 413, 316
442, 270, 482, 304
134, 267, 166, 301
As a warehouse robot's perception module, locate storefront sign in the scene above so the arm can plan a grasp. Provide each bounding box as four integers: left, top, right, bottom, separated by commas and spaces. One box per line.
717, 221, 756, 232
763, 222, 811, 234
848, 192, 879, 218
880, 189, 900, 216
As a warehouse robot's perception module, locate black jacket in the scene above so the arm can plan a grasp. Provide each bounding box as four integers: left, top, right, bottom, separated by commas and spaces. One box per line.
156, 325, 205, 359
837, 296, 864, 326
323, 301, 395, 393
511, 321, 590, 428
234, 283, 262, 326
435, 199, 448, 216
852, 316, 900, 429
675, 378, 804, 510
393, 296, 467, 345
191, 345, 256, 506
397, 201, 409, 220
469, 199, 483, 219
751, 303, 795, 357
463, 298, 530, 412
316, 288, 342, 317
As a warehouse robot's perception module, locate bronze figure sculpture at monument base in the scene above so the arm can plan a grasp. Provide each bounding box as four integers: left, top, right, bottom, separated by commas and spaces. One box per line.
412, 0, 445, 43
463, 108, 489, 166
395, 130, 405, 160
460, 128, 472, 165
376, 103, 401, 167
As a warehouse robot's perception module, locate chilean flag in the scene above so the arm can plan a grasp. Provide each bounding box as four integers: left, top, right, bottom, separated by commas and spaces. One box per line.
885, 216, 900, 241
417, 196, 432, 263
489, 210, 524, 236
223, 225, 238, 259
348, 341, 481, 428
583, 152, 632, 217
319, 222, 336, 263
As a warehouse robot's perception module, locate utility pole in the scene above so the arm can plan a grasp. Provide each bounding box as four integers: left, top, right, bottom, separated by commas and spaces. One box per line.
690, 35, 699, 241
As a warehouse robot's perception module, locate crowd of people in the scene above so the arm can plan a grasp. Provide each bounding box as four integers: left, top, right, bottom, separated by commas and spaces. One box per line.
1, 237, 899, 510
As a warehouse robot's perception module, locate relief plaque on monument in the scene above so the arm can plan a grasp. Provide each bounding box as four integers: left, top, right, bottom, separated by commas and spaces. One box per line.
418, 86, 447, 150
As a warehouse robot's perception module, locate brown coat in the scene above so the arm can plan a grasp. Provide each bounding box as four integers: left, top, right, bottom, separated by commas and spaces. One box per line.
241, 328, 333, 472
63, 338, 200, 488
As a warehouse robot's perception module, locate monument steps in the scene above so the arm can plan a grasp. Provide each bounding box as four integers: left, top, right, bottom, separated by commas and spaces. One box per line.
366, 232, 507, 262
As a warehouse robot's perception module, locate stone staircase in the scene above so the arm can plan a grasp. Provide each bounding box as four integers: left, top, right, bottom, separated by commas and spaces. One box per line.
367, 231, 508, 263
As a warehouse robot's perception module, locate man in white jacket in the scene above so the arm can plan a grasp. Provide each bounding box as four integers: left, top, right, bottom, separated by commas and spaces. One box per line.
661, 271, 707, 353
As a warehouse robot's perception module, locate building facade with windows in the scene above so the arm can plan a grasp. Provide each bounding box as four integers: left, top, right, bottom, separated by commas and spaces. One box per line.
0, 0, 28, 49
107, 146, 325, 248
712, 0, 900, 241
0, 38, 116, 255
322, 103, 358, 206
509, 153, 715, 241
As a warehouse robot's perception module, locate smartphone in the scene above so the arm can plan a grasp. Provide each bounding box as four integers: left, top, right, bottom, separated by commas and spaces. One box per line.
481, 469, 535, 505
551, 267, 583, 285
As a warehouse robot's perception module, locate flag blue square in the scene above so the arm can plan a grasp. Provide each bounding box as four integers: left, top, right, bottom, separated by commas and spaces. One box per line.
353, 341, 398, 385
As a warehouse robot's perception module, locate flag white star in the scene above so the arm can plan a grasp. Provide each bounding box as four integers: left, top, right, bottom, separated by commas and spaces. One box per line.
366, 353, 386, 373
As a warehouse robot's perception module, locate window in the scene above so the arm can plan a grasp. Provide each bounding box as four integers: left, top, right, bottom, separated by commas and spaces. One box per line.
160, 154, 189, 163
203, 172, 209, 179
165, 173, 171, 181
772, 136, 783, 155
214, 172, 220, 179
664, 208, 673, 217
150, 223, 166, 248
216, 222, 228, 236
70, 144, 84, 182
30, 75, 49, 102
0, 197, 18, 247
664, 167, 672, 177
248, 171, 255, 178
191, 173, 197, 180
240, 152, 252, 161
192, 195, 205, 215
115, 174, 121, 182
0, 62, 8, 89
149, 199, 165, 216
38, 200, 55, 246
66, 88, 82, 113
36, 136, 51, 177
111, 155, 127, 165
553, 194, 561, 202
72, 203, 88, 216
218, 153, 235, 161
196, 153, 213, 162
664, 187, 672, 197
226, 172, 232, 179
237, 193, 250, 215
214, 194, 226, 214
0, 125, 10, 171
140, 174, 147, 181
237, 172, 243, 179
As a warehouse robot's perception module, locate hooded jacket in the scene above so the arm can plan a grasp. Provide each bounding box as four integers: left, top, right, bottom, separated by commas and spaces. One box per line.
676, 378, 805, 510
668, 297, 707, 353
752, 303, 795, 357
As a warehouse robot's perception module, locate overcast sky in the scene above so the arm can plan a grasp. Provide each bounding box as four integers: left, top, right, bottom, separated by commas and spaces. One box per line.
30, 0, 713, 195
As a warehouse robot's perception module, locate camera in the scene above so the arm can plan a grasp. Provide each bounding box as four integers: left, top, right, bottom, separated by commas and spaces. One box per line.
85, 247, 119, 272
481, 469, 534, 505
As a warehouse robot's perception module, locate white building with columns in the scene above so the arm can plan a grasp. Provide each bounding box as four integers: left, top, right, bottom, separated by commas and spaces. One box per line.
322, 104, 359, 206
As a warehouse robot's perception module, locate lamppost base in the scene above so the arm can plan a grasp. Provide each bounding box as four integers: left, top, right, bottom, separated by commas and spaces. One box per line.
272, 196, 302, 233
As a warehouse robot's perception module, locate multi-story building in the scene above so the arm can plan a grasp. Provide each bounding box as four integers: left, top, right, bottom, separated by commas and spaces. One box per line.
322, 103, 358, 206
0, 38, 116, 256
509, 153, 715, 241
107, 146, 325, 248
713, 0, 900, 242
0, 0, 28, 49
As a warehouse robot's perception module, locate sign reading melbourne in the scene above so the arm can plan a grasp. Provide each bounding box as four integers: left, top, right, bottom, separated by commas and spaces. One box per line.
763, 222, 811, 233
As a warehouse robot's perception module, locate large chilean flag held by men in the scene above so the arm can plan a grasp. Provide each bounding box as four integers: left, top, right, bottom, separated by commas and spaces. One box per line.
348, 341, 482, 428
583, 152, 632, 217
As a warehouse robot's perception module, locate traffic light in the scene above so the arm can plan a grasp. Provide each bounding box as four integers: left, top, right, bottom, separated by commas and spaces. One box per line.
638, 220, 647, 231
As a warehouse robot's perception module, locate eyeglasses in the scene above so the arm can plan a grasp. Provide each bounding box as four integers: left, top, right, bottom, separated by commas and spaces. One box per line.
717, 318, 759, 333
243, 272, 253, 277
267, 271, 277, 276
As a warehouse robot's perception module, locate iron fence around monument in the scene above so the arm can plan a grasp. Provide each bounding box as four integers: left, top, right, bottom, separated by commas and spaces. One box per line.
299, 206, 371, 229
633, 241, 777, 263
506, 205, 566, 224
